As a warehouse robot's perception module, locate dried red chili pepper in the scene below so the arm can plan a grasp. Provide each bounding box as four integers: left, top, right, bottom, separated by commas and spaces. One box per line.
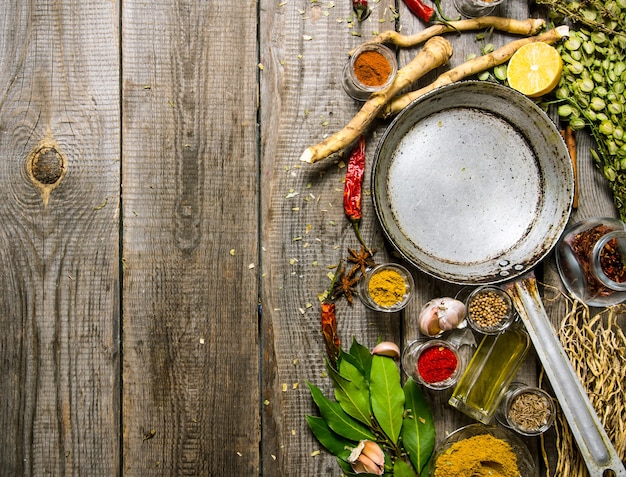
402, 0, 436, 23
321, 302, 341, 367
402, 0, 459, 24
344, 135, 369, 250
353, 0, 371, 21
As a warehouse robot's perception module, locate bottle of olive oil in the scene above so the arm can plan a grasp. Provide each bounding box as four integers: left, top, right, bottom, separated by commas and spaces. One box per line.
448, 323, 530, 424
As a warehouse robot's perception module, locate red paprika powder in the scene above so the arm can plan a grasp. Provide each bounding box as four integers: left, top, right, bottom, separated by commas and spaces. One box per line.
353, 50, 392, 87
417, 345, 458, 384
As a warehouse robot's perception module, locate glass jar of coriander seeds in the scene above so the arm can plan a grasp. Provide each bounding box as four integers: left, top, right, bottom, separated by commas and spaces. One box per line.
465, 286, 515, 334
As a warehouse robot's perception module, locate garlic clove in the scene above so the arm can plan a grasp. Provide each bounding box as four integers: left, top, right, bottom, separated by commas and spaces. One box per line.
361, 440, 385, 467
418, 300, 442, 337
437, 298, 466, 331
371, 341, 401, 359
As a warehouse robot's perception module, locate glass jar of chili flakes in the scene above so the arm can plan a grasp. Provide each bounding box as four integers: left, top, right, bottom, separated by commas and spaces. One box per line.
556, 217, 626, 307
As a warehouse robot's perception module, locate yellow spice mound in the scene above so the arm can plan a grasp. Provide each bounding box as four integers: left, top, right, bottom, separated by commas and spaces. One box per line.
433, 434, 520, 477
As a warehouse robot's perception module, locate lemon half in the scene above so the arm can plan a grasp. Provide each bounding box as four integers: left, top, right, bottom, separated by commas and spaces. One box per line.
507, 42, 563, 98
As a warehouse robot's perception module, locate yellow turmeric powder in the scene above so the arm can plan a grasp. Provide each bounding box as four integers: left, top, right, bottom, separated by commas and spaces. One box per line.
368, 268, 406, 308
433, 434, 519, 477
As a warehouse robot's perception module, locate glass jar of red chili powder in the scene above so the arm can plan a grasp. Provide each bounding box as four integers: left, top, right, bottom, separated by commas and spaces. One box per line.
401, 339, 462, 390
341, 43, 397, 101
556, 217, 626, 307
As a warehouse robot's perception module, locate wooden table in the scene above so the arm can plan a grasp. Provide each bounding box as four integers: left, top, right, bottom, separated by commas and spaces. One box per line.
0, 0, 621, 475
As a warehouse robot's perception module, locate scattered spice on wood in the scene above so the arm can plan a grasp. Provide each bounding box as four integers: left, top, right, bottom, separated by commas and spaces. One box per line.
367, 267, 406, 308
417, 345, 458, 384
353, 50, 392, 87
433, 434, 520, 477
508, 391, 551, 432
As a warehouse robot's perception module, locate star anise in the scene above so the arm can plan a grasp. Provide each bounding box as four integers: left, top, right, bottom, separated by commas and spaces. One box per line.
332, 264, 361, 305
347, 245, 376, 278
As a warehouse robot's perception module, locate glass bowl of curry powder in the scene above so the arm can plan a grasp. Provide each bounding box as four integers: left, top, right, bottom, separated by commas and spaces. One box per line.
429, 423, 535, 477
359, 263, 414, 312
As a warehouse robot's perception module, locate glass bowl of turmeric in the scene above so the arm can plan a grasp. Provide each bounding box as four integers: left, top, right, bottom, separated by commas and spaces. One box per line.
429, 423, 535, 477
359, 263, 414, 312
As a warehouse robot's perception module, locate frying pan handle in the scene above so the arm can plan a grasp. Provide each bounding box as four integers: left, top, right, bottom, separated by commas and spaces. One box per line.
508, 274, 626, 477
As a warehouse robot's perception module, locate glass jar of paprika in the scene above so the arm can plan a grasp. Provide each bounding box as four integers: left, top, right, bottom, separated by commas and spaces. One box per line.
555, 217, 626, 307
402, 339, 462, 390
342, 43, 397, 101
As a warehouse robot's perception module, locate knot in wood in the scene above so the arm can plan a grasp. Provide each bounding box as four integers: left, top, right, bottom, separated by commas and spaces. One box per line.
31, 146, 64, 185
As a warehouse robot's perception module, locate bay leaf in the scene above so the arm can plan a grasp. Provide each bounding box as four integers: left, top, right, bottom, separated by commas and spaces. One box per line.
306, 415, 353, 461
326, 359, 372, 426
307, 381, 376, 442
401, 378, 435, 474
393, 457, 419, 477
347, 338, 372, 377
369, 355, 405, 444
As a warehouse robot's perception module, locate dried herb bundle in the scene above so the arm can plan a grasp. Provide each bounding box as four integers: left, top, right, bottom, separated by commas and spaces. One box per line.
541, 295, 626, 476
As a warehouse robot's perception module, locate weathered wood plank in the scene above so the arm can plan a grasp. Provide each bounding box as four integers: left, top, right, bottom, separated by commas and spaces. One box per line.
0, 1, 121, 475
259, 0, 401, 474
120, 0, 260, 475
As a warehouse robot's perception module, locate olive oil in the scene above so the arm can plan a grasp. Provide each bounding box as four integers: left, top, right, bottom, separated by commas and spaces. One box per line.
449, 324, 530, 424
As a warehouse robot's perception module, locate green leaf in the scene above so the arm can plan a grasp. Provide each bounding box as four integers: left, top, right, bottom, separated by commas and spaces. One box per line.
393, 457, 419, 477
347, 338, 373, 377
401, 378, 436, 474
306, 416, 354, 461
369, 355, 405, 445
307, 381, 376, 442
326, 360, 372, 427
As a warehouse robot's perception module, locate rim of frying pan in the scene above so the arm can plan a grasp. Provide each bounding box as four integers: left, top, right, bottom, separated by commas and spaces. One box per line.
372, 81, 574, 285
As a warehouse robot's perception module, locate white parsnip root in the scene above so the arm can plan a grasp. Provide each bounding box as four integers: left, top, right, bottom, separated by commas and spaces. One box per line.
352, 17, 546, 54
382, 25, 570, 117
299, 36, 453, 164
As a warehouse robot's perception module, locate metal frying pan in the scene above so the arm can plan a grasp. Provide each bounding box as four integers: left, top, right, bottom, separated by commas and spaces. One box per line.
372, 81, 626, 476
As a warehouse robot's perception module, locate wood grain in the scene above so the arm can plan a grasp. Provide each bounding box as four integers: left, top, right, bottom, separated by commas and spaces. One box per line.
121, 0, 259, 475
0, 1, 121, 475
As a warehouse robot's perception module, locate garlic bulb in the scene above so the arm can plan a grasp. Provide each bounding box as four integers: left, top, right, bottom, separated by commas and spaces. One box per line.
418, 298, 467, 337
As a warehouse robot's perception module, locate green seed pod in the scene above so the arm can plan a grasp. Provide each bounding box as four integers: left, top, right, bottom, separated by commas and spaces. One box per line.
582, 8, 598, 22
620, 158, 626, 171
614, 127, 624, 141
493, 65, 506, 81
579, 78, 595, 93
617, 0, 626, 9
597, 113, 609, 122
590, 97, 606, 111
600, 121, 614, 136
560, 52, 574, 64
555, 87, 569, 99
582, 40, 595, 55
558, 104, 575, 117
614, 63, 626, 77
564, 37, 582, 50
570, 117, 587, 130
591, 31, 607, 45
596, 86, 608, 97
608, 140, 619, 155
614, 82, 625, 94
608, 102, 623, 115
592, 72, 606, 85
570, 50, 582, 61
603, 165, 617, 181
567, 62, 585, 75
